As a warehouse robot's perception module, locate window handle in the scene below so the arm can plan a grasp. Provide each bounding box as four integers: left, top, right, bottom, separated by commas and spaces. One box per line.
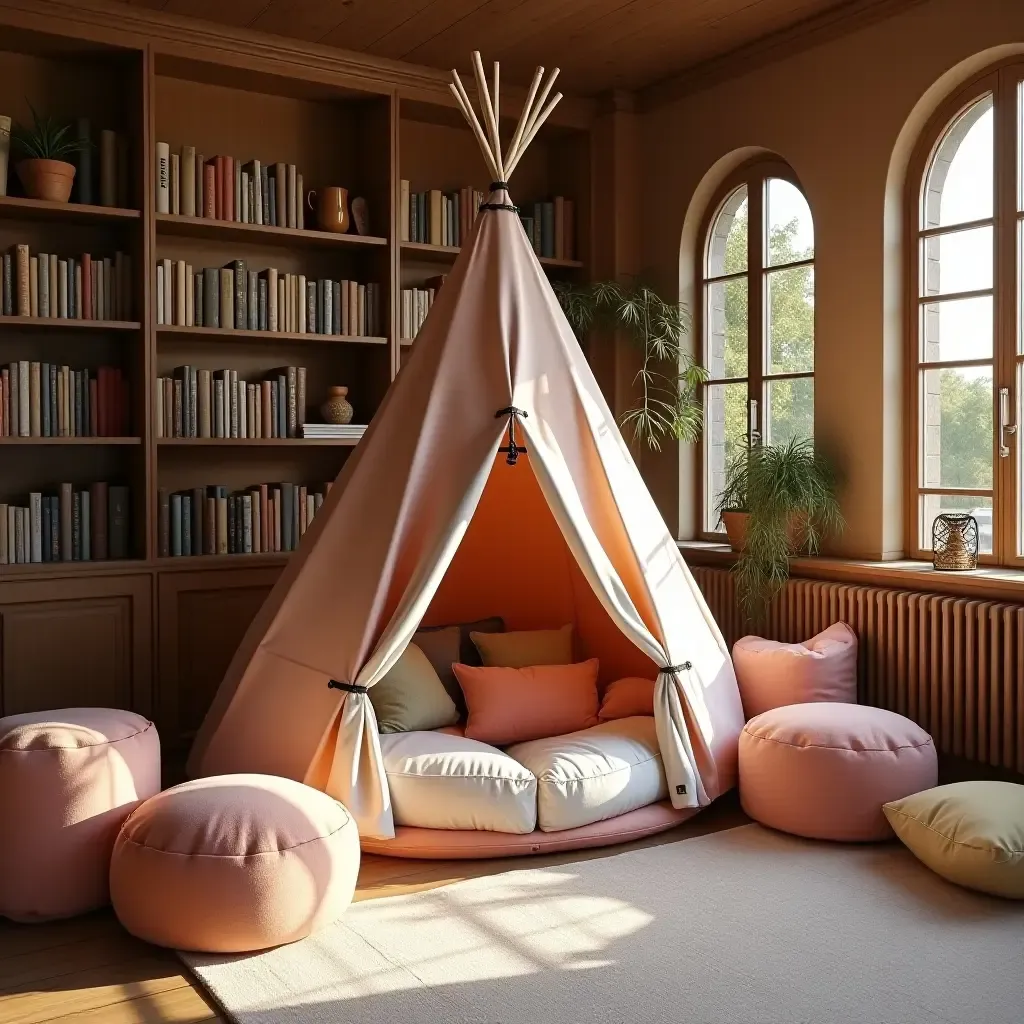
749, 398, 760, 444
999, 387, 1017, 458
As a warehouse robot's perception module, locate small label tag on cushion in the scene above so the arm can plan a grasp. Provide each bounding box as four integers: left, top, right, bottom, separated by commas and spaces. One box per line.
676, 785, 687, 796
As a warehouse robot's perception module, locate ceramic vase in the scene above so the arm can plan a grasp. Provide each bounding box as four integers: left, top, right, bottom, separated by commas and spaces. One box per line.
350, 196, 369, 236
320, 386, 354, 425
16, 158, 76, 202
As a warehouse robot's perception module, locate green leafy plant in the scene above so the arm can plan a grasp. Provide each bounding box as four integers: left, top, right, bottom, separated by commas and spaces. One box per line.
9, 107, 87, 161
716, 437, 844, 620
554, 279, 707, 451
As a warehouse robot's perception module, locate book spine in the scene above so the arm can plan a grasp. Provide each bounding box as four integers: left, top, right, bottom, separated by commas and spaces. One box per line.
15, 244, 29, 317
170, 151, 180, 215
99, 130, 117, 207
274, 163, 286, 228
204, 162, 216, 219
89, 482, 108, 560
81, 489, 91, 561
29, 492, 42, 563
155, 141, 170, 214
108, 485, 129, 559
248, 271, 258, 331
0, 115, 11, 198
181, 146, 196, 217
72, 490, 81, 560
233, 260, 247, 329
59, 482, 73, 561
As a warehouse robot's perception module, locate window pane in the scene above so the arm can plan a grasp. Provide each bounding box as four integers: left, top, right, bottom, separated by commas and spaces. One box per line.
920, 495, 992, 554
920, 367, 993, 489
706, 186, 748, 278
705, 278, 747, 378
921, 226, 993, 296
923, 93, 993, 229
766, 178, 813, 266
767, 265, 814, 373
765, 376, 813, 445
704, 381, 747, 532
919, 296, 992, 363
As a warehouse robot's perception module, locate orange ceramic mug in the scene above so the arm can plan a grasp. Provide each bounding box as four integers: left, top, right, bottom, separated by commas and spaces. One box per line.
307, 186, 349, 233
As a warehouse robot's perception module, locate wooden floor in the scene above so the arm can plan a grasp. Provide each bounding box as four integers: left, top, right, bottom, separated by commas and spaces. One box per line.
0, 798, 747, 1023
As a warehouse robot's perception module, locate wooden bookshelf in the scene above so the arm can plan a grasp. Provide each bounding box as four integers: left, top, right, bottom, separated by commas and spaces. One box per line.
0, 2, 594, 754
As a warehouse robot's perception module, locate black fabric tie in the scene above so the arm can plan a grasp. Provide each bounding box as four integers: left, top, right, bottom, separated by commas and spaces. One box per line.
496, 406, 528, 466
327, 680, 368, 694
661, 662, 692, 674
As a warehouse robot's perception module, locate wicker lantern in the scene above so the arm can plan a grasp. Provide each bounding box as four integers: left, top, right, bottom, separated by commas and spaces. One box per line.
932, 513, 979, 571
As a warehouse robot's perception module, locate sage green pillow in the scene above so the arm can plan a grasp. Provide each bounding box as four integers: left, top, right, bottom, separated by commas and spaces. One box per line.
368, 642, 460, 734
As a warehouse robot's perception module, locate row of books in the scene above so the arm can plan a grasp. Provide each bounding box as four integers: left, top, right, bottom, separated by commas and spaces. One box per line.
520, 199, 575, 261
400, 184, 486, 247
72, 122, 130, 208
155, 365, 307, 440
1, 363, 129, 438
154, 259, 382, 337
0, 483, 131, 565
158, 481, 331, 557
400, 282, 443, 340
1, 247, 132, 321
156, 144, 304, 229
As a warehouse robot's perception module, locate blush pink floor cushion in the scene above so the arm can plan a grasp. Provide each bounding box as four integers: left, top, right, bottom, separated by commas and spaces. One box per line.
110, 774, 359, 953
739, 702, 937, 841
733, 622, 858, 718
0, 708, 160, 923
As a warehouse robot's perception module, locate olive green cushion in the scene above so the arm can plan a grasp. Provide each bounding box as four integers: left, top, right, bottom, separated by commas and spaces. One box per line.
884, 781, 1024, 899
471, 624, 574, 669
368, 643, 460, 734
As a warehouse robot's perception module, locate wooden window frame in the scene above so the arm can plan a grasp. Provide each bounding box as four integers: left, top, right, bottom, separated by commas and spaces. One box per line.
695, 158, 815, 539
905, 62, 1024, 567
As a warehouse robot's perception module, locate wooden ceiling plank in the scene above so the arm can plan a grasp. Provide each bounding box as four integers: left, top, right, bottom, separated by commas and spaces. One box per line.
159, 0, 271, 24
249, 0, 356, 42
318, 0, 476, 54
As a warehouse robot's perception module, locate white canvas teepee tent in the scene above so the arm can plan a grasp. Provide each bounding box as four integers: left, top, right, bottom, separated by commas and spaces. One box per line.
188, 55, 745, 840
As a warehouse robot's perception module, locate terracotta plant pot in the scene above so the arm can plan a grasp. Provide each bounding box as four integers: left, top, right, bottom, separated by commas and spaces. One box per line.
721, 510, 749, 551
16, 158, 76, 203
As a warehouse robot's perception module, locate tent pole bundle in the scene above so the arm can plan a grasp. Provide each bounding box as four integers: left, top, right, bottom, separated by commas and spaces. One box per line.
449, 52, 563, 184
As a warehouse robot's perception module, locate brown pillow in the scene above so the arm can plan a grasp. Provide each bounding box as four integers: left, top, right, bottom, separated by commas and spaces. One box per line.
415, 616, 505, 714
471, 624, 573, 669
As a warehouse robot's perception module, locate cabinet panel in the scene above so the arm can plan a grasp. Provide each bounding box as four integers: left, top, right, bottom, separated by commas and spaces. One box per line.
0, 575, 153, 718
158, 567, 281, 750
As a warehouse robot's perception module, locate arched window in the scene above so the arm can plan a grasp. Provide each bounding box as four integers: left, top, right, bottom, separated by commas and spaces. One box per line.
908, 64, 1022, 564
699, 162, 815, 535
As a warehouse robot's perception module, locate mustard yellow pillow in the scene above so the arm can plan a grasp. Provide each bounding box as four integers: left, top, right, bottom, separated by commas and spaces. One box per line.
470, 624, 573, 669
883, 781, 1024, 899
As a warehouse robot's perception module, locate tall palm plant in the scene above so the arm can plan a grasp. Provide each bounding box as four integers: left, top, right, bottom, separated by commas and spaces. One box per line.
554, 279, 707, 452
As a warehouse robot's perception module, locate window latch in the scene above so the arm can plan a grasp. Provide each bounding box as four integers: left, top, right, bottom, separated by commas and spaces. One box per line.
999, 387, 1016, 458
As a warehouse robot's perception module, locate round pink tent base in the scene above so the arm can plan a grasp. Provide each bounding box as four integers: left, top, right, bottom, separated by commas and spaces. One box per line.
360, 801, 699, 860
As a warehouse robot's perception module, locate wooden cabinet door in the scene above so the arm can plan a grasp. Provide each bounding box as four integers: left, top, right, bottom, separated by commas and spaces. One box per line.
0, 574, 153, 718
157, 566, 281, 752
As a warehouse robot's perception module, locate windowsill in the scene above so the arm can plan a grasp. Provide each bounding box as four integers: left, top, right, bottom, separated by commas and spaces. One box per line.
678, 541, 1024, 602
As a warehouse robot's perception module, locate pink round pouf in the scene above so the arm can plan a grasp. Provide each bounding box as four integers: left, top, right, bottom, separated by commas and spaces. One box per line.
739, 703, 937, 841
0, 708, 160, 922
110, 774, 360, 953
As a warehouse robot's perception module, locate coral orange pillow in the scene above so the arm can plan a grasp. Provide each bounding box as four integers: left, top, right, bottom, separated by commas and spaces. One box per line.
453, 659, 600, 746
598, 677, 656, 721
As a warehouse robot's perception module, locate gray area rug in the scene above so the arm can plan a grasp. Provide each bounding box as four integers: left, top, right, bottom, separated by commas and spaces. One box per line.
182, 823, 1024, 1023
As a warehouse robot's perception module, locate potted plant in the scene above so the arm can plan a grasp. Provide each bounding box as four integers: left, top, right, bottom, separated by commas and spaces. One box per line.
715, 437, 843, 620
554, 279, 707, 451
7, 108, 87, 203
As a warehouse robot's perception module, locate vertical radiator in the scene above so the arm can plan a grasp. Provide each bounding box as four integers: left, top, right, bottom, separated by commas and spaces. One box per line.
692, 566, 1024, 775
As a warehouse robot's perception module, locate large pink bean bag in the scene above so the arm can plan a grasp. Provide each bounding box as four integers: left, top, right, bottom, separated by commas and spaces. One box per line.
739, 703, 937, 841
110, 774, 360, 953
733, 622, 858, 719
0, 708, 160, 922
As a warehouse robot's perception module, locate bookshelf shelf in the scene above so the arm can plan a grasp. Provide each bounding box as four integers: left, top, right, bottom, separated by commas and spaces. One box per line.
0, 437, 141, 446
156, 437, 360, 447
156, 552, 290, 569
155, 214, 388, 251
399, 240, 583, 269
0, 316, 141, 331
0, 560, 149, 580
155, 324, 387, 346
0, 196, 141, 225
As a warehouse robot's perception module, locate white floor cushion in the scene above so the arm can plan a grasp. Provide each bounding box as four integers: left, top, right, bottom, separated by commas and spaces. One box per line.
379, 731, 537, 834
506, 716, 667, 832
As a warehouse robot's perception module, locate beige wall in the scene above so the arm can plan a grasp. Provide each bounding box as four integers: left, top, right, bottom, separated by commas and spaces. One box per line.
639, 0, 1024, 559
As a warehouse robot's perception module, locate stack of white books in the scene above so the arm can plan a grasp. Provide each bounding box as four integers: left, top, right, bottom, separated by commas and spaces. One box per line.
302, 423, 366, 440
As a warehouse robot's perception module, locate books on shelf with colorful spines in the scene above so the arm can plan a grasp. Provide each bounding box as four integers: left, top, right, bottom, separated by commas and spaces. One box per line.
0, 482, 130, 565
520, 198, 574, 261
158, 480, 332, 557
155, 143, 304, 229
155, 365, 306, 439
1, 246, 132, 320
400, 276, 445, 340
301, 423, 365, 439
400, 182, 484, 247
1, 363, 129, 438
155, 259, 381, 337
